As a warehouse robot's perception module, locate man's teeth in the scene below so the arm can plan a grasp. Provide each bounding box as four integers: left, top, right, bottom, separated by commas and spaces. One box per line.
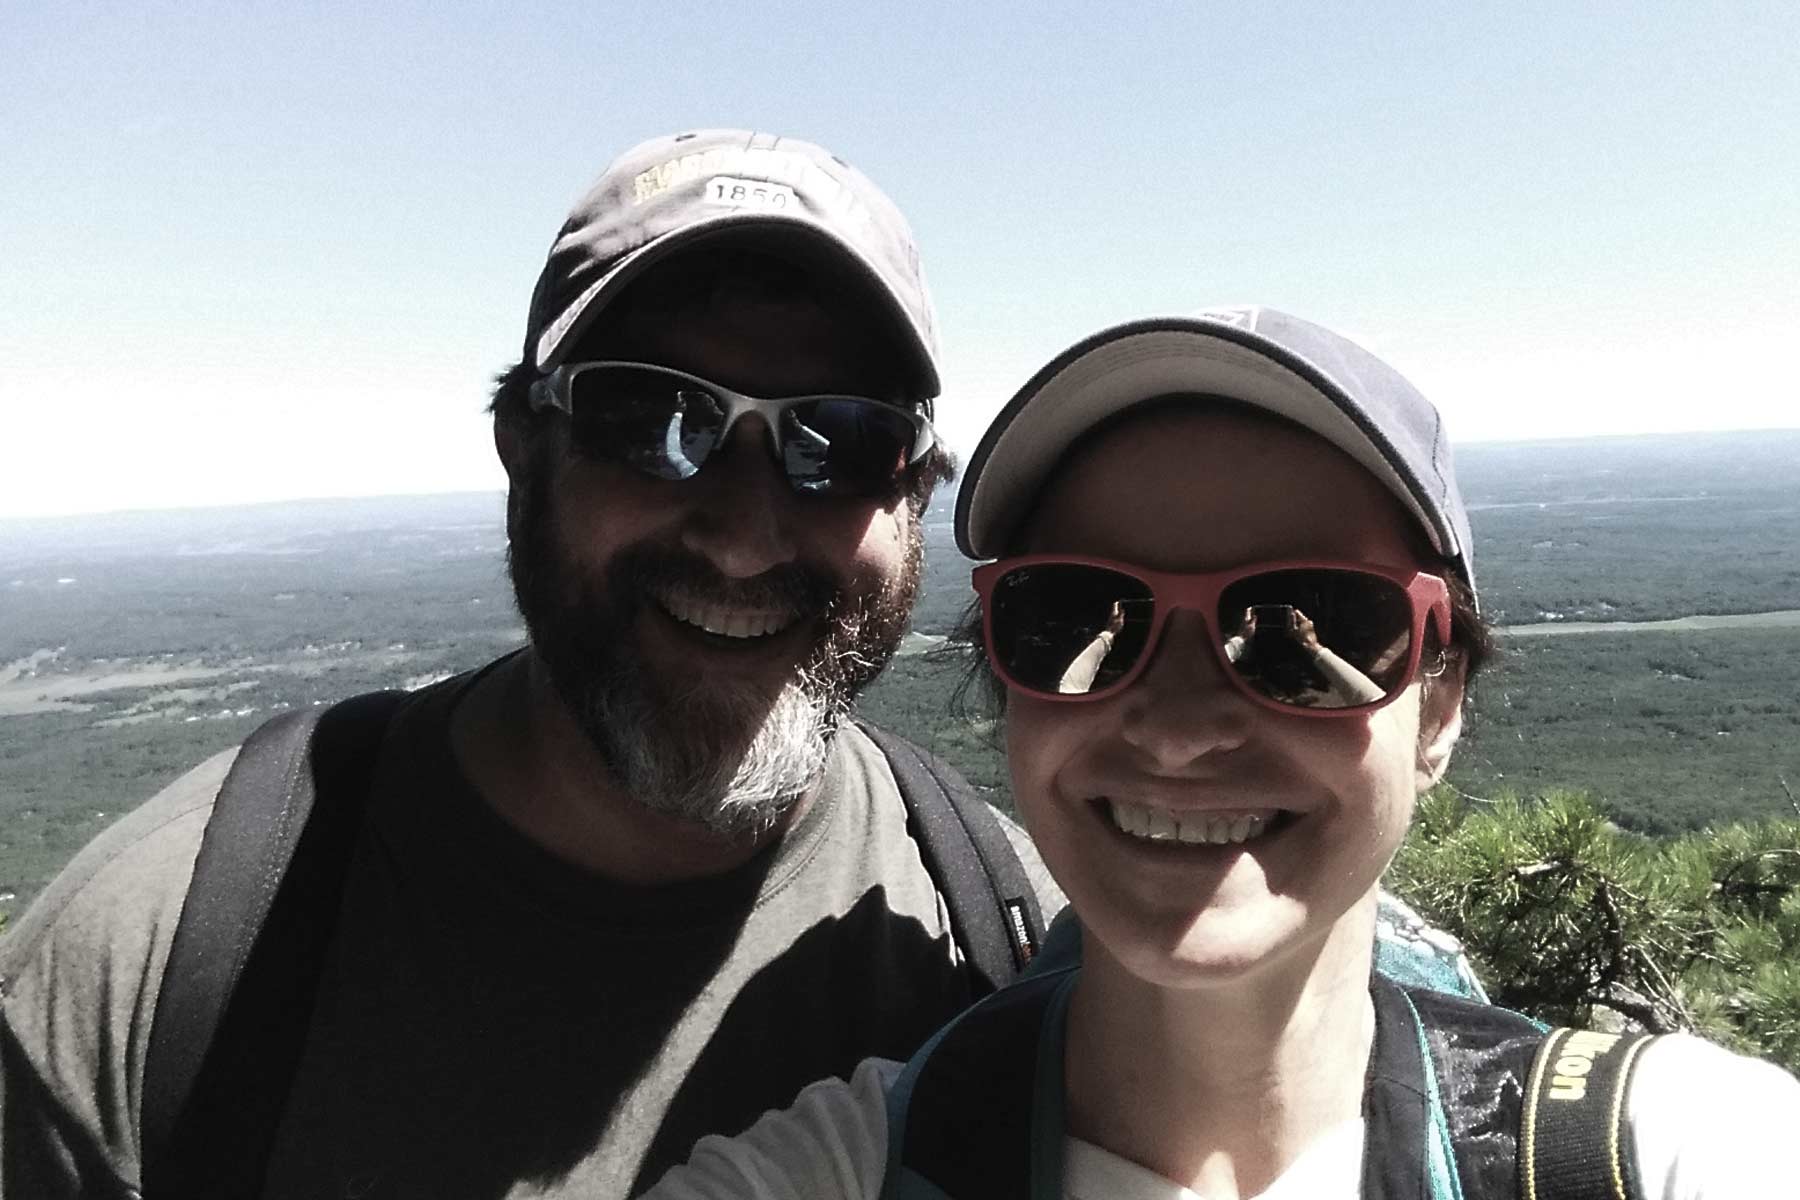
1105, 799, 1278, 846
657, 592, 796, 639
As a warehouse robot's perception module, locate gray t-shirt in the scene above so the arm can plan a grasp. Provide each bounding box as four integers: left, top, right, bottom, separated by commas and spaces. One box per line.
0, 667, 1059, 1198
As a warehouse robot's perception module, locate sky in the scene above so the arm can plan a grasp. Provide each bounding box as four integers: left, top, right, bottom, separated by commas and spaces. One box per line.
3, 3, 1797, 519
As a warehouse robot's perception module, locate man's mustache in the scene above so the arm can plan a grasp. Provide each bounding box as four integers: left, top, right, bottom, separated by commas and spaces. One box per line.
614, 544, 839, 618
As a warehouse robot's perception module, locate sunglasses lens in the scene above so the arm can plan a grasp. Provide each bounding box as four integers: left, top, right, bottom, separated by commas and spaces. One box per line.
781, 400, 917, 497
987, 563, 1155, 696
1217, 569, 1415, 709
566, 367, 726, 480
563, 367, 919, 497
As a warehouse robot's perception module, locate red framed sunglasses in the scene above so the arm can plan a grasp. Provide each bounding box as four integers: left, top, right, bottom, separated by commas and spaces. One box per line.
971, 555, 1451, 716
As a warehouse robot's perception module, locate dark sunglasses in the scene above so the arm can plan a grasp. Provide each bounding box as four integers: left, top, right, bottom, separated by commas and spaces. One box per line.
972, 556, 1451, 715
528, 361, 936, 498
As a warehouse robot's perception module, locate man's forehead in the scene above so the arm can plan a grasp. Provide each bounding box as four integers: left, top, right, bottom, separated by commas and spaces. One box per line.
570, 243, 912, 393
621, 235, 886, 309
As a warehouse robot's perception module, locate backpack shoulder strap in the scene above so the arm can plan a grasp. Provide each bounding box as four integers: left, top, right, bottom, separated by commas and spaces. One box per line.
856, 721, 1043, 993
142, 689, 404, 1199
881, 964, 1077, 1200
1518, 1027, 1660, 1200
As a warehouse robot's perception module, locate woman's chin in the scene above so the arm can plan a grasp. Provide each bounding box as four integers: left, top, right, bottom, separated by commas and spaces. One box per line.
1103, 890, 1388, 1006
1091, 900, 1320, 993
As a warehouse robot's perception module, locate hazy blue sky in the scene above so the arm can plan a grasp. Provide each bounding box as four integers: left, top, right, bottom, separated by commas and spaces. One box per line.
4, 3, 1796, 517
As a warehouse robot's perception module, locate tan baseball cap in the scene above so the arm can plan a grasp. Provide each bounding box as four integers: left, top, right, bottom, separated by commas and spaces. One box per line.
522, 129, 941, 412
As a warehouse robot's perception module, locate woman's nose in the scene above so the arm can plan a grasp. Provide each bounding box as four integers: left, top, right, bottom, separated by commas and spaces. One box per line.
1116, 610, 1253, 770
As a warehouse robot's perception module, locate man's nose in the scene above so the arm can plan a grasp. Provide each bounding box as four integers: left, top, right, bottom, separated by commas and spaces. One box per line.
1116, 611, 1253, 770
678, 416, 800, 579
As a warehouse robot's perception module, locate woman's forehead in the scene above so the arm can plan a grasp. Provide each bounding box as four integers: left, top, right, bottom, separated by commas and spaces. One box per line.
1019, 402, 1428, 569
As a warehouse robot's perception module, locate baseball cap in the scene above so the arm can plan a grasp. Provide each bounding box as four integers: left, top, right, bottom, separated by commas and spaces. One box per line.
955, 306, 1477, 600
523, 129, 941, 410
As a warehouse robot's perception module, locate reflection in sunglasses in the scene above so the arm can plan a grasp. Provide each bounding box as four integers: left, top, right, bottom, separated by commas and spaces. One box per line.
530, 360, 935, 498
977, 557, 1449, 716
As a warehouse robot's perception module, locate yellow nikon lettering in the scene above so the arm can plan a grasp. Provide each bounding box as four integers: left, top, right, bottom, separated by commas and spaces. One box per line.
1546, 1030, 1620, 1102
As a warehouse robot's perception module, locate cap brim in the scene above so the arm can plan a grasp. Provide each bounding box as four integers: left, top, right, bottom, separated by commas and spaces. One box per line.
955, 318, 1455, 562
533, 213, 941, 403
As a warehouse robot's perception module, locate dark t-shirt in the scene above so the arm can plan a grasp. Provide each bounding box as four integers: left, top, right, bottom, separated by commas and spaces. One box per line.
0, 666, 1043, 1198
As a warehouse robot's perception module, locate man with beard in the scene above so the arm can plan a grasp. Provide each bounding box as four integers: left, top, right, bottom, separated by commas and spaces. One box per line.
0, 131, 1058, 1199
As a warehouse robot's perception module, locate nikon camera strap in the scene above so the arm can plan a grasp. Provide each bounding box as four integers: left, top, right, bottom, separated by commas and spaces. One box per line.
1519, 1025, 1661, 1200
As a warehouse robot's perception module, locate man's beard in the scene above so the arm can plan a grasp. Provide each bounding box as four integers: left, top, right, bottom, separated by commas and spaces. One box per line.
507, 465, 922, 838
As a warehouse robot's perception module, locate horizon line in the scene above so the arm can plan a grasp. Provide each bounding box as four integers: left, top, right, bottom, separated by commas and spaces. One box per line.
6, 424, 1799, 525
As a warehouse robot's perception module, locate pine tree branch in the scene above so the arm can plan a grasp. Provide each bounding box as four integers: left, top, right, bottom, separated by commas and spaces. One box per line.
1630, 945, 1694, 1032
1714, 849, 1800, 893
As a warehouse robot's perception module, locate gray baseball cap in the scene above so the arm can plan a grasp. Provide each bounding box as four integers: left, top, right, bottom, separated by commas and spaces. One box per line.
955, 305, 1477, 599
523, 129, 941, 410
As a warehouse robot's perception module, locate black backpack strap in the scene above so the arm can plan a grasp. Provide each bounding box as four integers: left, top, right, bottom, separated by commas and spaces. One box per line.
882, 964, 1077, 1200
141, 690, 404, 1199
856, 721, 1043, 993
1519, 1027, 1659, 1200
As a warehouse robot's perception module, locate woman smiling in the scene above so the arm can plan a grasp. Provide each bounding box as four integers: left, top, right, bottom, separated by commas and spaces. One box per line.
645, 308, 1798, 1199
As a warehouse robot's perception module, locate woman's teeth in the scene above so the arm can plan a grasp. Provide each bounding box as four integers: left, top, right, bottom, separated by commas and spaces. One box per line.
655, 590, 797, 639
1105, 799, 1279, 846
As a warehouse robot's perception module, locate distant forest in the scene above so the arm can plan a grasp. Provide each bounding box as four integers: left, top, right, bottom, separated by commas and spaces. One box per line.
2, 429, 1798, 921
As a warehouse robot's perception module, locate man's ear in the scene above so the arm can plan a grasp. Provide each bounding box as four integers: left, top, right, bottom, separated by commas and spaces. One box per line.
495, 416, 527, 481
1415, 657, 1467, 790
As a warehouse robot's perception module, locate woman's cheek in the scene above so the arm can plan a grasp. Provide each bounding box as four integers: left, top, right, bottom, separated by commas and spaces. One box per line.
1004, 694, 1087, 825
